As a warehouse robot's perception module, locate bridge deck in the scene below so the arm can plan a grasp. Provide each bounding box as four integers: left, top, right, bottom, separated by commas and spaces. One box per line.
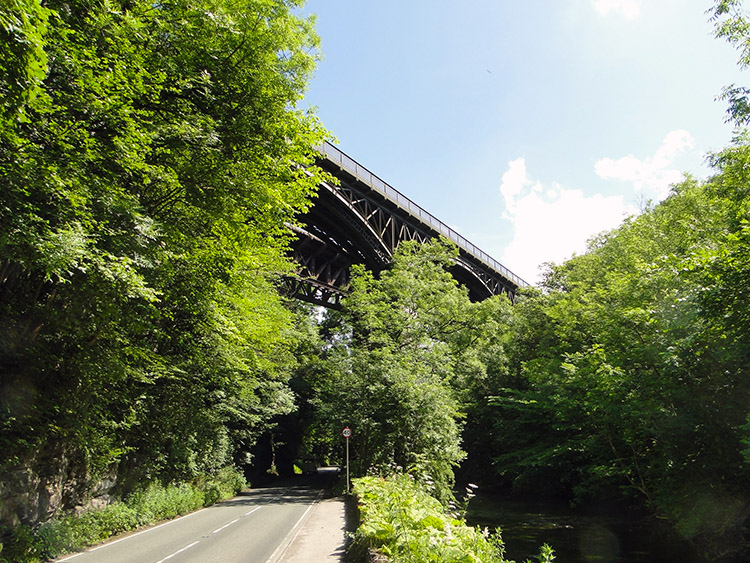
317, 142, 528, 289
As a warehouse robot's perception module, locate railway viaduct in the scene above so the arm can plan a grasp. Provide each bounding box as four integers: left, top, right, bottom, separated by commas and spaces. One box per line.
285, 142, 527, 308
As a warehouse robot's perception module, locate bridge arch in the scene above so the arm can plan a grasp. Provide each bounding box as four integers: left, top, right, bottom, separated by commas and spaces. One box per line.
284, 143, 527, 308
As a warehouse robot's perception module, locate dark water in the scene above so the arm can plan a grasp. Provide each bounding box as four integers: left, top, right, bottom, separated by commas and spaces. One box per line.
465, 493, 700, 562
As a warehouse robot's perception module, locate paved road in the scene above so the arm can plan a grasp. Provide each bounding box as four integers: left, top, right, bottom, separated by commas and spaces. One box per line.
57, 470, 338, 563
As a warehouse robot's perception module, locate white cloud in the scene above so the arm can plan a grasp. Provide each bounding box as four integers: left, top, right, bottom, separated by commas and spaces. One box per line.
497, 130, 694, 285
499, 157, 542, 216
593, 0, 641, 19
498, 159, 524, 215
595, 129, 694, 200
499, 158, 632, 284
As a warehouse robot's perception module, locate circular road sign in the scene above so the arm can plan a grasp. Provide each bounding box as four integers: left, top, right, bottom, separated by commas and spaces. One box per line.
342, 427, 352, 439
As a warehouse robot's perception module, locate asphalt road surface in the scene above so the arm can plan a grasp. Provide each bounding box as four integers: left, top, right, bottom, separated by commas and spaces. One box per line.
56, 468, 339, 563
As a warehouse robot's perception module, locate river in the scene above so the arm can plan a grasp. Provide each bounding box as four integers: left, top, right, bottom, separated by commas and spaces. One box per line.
465, 493, 702, 562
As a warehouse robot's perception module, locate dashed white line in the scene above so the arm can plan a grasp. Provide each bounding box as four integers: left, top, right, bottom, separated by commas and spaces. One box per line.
56, 510, 203, 561
56, 501, 267, 562
212, 517, 239, 534
154, 540, 200, 563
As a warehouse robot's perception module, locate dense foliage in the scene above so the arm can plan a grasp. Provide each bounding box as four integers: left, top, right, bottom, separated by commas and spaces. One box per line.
478, 175, 749, 556
351, 473, 554, 563
310, 239, 512, 501
454, 4, 750, 559
0, 0, 329, 526
4, 0, 750, 561
331, 4, 750, 558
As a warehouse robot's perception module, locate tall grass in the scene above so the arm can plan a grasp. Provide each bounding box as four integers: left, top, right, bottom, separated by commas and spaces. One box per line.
0, 466, 246, 563
351, 473, 554, 563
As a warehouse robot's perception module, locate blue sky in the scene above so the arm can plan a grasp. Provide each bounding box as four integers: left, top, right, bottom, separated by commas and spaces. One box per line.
300, 0, 745, 284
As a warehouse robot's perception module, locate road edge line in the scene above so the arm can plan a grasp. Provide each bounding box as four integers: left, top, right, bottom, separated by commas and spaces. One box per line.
55, 503, 206, 561
264, 489, 324, 563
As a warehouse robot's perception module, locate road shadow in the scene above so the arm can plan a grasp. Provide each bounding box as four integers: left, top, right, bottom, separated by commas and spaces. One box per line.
214, 467, 341, 508
343, 493, 360, 562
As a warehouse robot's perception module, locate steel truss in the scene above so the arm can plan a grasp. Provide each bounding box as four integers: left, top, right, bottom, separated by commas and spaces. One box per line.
284, 144, 526, 308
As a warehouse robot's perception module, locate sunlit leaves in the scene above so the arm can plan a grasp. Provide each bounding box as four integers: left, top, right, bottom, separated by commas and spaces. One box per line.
0, 0, 50, 122
313, 240, 513, 501
487, 159, 750, 555
0, 0, 329, 511
352, 474, 521, 563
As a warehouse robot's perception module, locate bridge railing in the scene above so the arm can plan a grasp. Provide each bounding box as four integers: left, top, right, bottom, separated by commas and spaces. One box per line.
318, 142, 528, 288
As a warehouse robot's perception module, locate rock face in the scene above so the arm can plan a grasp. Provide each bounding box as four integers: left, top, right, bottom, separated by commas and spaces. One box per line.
0, 463, 48, 528
0, 447, 115, 528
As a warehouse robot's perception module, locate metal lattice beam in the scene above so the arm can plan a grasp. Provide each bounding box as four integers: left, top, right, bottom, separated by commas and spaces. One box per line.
284, 143, 527, 307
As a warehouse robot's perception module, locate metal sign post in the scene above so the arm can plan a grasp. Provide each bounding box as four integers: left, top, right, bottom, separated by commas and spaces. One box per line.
342, 427, 352, 494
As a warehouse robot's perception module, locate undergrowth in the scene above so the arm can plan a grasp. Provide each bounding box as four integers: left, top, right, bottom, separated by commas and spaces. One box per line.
0, 466, 246, 563
351, 473, 554, 563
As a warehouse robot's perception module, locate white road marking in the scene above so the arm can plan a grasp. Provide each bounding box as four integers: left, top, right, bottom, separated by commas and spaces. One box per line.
55, 494, 276, 562
154, 540, 199, 563
212, 518, 239, 534
56, 510, 203, 561
265, 490, 324, 563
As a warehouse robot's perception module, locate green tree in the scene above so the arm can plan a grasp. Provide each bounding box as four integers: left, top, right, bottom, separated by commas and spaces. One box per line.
485, 174, 750, 558
478, 6, 750, 547
0, 0, 330, 524
0, 0, 50, 122
313, 239, 512, 500
711, 0, 750, 130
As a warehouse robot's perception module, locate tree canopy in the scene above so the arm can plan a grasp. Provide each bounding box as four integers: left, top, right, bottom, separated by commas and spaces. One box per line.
0, 0, 329, 525
311, 239, 512, 500
5, 1, 750, 561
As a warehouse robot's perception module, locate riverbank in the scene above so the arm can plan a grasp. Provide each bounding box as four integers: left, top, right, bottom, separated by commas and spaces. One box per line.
465, 492, 703, 562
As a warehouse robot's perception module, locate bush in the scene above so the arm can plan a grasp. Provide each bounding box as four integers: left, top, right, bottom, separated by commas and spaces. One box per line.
195, 466, 247, 506
0, 525, 40, 563
125, 482, 204, 523
351, 473, 554, 563
0, 466, 247, 563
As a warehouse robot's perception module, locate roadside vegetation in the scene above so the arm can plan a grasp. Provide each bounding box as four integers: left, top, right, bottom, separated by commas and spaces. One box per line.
3, 1, 750, 561
350, 473, 554, 563
0, 467, 245, 562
